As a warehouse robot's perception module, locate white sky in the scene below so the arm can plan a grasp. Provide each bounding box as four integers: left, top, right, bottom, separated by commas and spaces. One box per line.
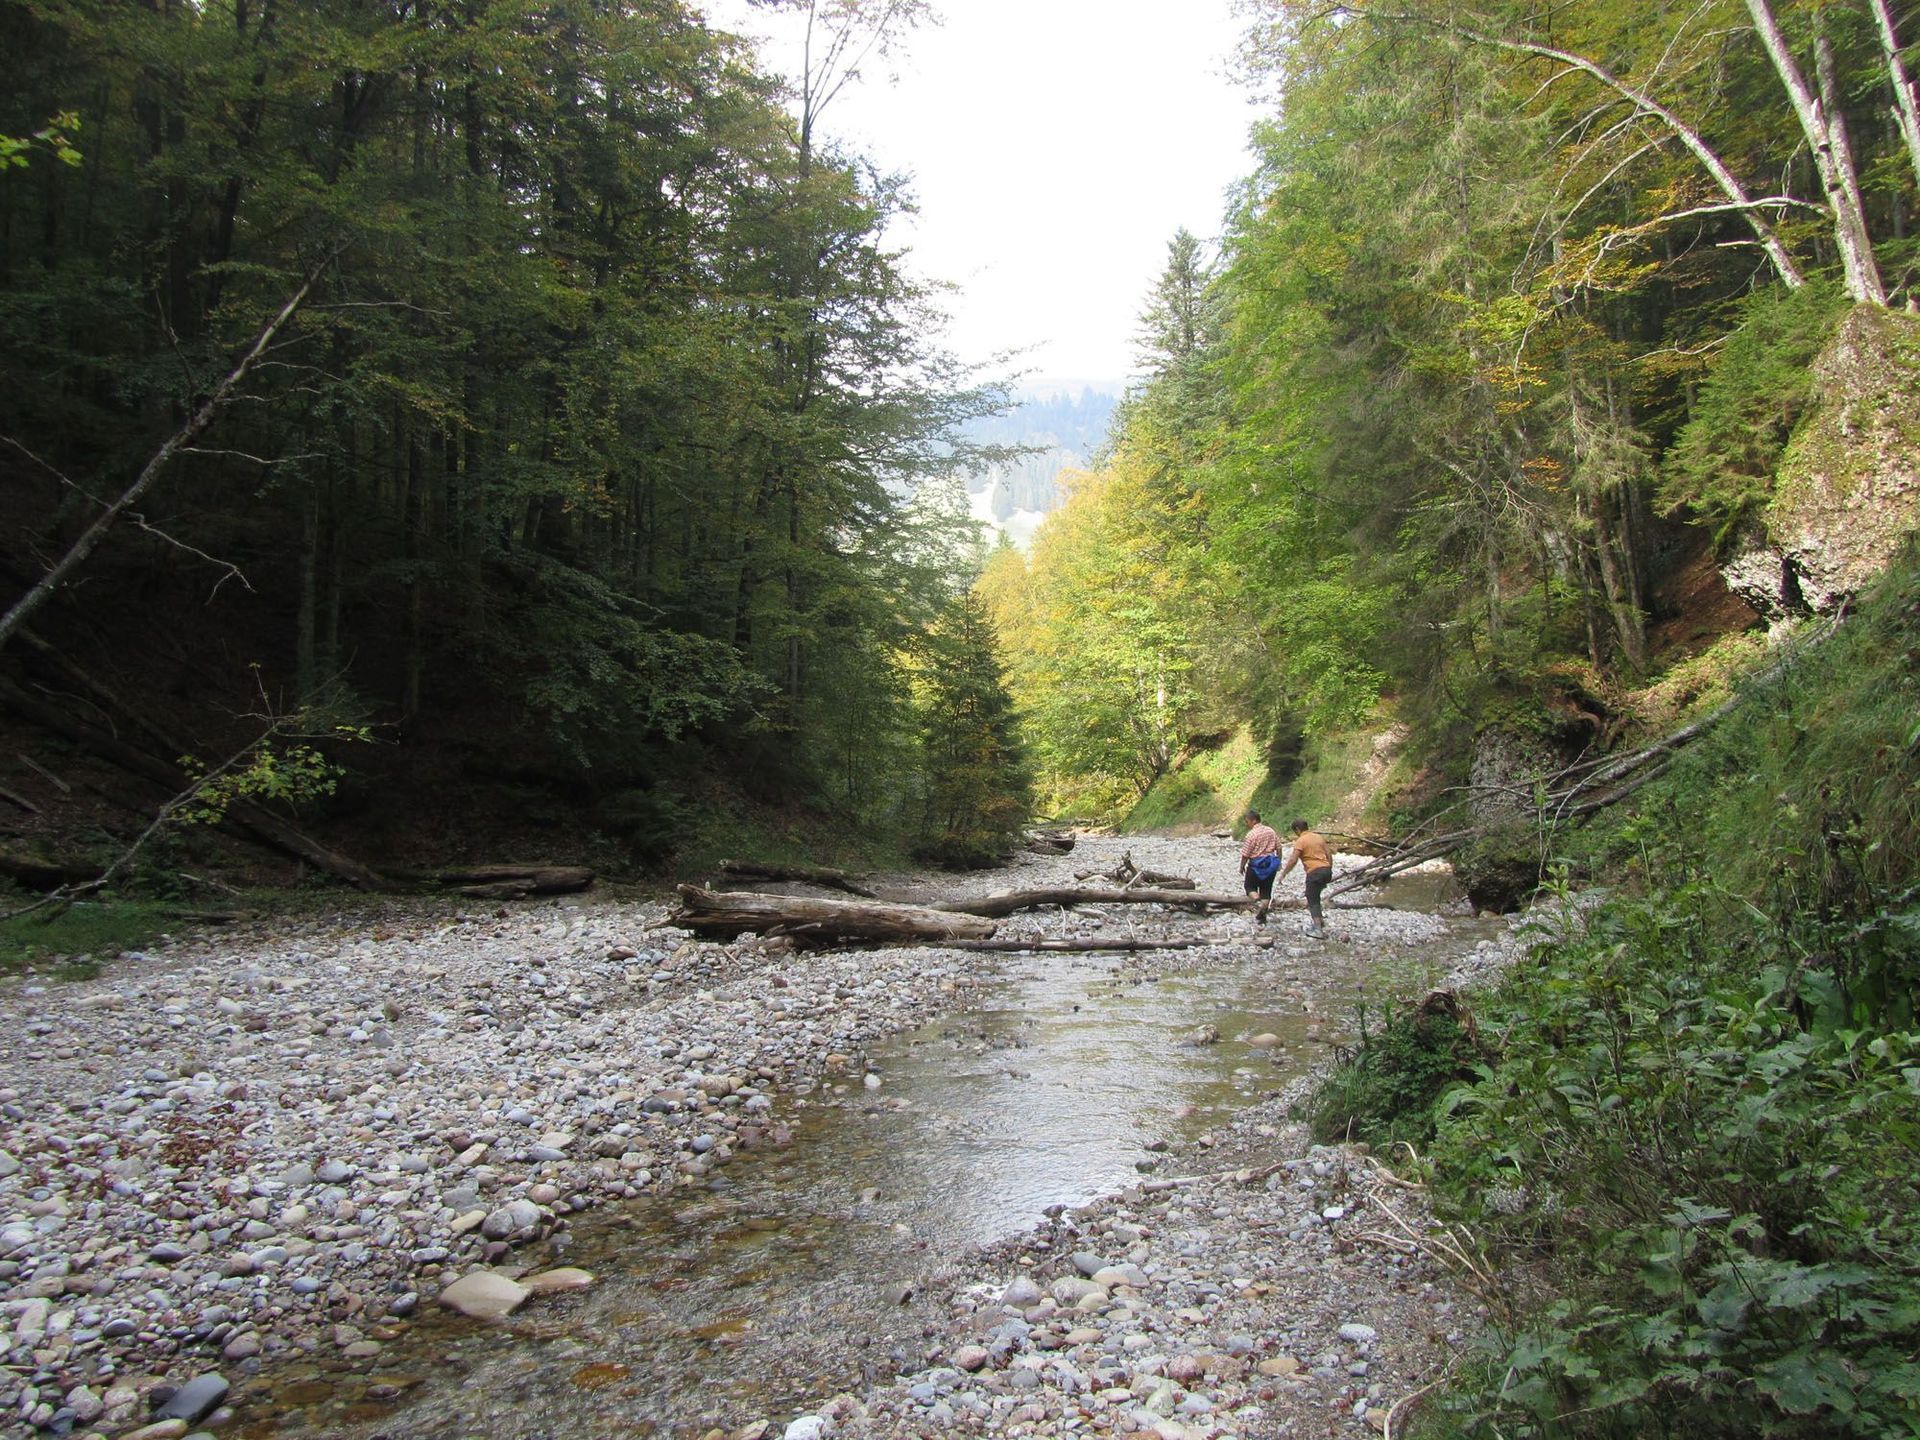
704, 0, 1261, 387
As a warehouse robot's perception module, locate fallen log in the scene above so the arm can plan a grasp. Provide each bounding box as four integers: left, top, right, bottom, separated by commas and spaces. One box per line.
718, 859, 877, 898
0, 847, 101, 889
1024, 828, 1076, 855
944, 937, 1210, 954
938, 887, 1253, 919
435, 864, 594, 900
667, 885, 996, 946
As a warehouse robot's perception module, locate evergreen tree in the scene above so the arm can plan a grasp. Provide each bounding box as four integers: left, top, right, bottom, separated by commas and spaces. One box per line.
912, 590, 1033, 867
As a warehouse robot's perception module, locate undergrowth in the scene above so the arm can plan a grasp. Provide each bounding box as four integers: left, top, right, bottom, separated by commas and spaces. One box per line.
1321, 547, 1920, 1438
0, 896, 203, 976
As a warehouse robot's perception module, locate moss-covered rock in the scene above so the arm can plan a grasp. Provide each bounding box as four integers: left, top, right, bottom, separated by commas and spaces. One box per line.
1453, 821, 1539, 913
1745, 305, 1920, 613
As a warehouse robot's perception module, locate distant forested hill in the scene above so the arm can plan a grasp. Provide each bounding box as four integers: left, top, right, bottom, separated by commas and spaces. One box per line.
957, 386, 1118, 521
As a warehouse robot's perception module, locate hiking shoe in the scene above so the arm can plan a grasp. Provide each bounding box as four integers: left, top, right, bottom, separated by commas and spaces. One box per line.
1255, 909, 1267, 926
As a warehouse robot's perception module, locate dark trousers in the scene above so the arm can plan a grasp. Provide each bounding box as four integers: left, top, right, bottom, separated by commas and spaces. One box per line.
1303, 866, 1334, 925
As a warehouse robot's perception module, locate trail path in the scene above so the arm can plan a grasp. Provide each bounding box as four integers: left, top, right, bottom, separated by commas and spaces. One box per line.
0, 836, 1517, 1439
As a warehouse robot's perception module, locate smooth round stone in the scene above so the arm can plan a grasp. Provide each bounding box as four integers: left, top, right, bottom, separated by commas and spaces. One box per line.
437, 1271, 529, 1320
521, 1267, 594, 1295
479, 1200, 540, 1240
1002, 1277, 1043, 1308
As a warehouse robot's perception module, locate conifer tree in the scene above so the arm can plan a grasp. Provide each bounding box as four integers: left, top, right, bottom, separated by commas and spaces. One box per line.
912, 590, 1033, 867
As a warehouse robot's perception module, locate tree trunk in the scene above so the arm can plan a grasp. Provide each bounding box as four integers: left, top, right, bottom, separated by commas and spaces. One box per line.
1744, 0, 1888, 304
0, 265, 326, 655
936, 887, 1254, 919
1870, 0, 1920, 204
668, 885, 997, 945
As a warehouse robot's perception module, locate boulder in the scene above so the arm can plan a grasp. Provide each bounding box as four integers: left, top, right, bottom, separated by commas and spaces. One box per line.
1761, 305, 1920, 611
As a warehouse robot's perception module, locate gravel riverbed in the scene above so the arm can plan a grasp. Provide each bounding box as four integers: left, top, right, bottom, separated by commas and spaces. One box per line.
0, 835, 1523, 1439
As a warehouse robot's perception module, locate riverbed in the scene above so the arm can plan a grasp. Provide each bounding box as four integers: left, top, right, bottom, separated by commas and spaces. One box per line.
0, 835, 1515, 1439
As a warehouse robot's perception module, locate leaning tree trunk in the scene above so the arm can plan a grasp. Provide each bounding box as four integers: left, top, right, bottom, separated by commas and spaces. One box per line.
1869, 0, 1920, 200
1745, 0, 1888, 305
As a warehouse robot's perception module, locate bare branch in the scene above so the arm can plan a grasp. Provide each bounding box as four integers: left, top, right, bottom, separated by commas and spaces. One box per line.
0, 254, 333, 656
1333, 5, 1809, 289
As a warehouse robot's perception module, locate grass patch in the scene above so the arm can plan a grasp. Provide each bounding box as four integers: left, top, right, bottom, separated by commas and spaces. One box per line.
0, 897, 198, 978
1623, 628, 1770, 737
1255, 726, 1381, 834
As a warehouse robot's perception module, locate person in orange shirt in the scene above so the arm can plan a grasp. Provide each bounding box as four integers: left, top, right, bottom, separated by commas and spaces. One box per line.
1238, 809, 1282, 925
1276, 818, 1334, 937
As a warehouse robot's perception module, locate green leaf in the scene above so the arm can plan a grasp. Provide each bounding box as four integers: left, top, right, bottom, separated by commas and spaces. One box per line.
1754, 1349, 1859, 1416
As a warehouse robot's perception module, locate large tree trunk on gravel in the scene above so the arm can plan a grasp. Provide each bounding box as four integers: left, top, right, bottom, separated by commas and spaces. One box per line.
937, 888, 1253, 918
668, 885, 997, 945
438, 864, 593, 899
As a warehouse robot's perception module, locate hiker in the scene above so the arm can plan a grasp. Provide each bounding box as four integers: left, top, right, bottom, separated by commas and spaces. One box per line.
1239, 809, 1282, 925
1276, 818, 1334, 936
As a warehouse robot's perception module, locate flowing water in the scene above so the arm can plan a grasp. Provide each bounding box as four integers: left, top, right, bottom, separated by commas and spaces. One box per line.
230, 872, 1480, 1440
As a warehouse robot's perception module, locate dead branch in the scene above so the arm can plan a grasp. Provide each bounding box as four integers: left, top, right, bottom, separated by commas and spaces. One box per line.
15, 753, 70, 794
0, 257, 333, 656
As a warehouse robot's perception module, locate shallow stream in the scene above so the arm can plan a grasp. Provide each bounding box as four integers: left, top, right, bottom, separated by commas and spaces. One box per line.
229, 871, 1480, 1439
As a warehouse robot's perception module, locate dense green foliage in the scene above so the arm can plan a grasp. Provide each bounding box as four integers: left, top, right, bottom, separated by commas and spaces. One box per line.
909, 590, 1033, 866
990, 0, 1920, 826
0, 0, 1005, 859
1324, 551, 1920, 1437
1308, 995, 1480, 1151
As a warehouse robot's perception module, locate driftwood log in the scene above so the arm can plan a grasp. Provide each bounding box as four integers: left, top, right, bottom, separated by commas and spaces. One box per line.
937, 887, 1252, 919
1024, 828, 1076, 855
946, 937, 1210, 954
668, 885, 996, 945
435, 864, 594, 900
1077, 850, 1195, 889
718, 859, 877, 898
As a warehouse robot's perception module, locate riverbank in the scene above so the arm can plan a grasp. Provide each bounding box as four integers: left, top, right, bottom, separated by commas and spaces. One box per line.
0, 836, 1514, 1437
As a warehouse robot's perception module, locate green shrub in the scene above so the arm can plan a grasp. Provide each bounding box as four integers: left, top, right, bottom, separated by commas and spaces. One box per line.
1416, 550, 1920, 1437
1309, 992, 1482, 1149
1427, 889, 1920, 1438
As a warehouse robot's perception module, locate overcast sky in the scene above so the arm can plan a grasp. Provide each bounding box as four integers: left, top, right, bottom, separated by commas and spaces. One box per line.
705, 0, 1262, 388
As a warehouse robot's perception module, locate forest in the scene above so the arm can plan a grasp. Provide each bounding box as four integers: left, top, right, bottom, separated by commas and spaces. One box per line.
4, 0, 1920, 1436
0, 0, 1028, 885
987, 0, 1920, 851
